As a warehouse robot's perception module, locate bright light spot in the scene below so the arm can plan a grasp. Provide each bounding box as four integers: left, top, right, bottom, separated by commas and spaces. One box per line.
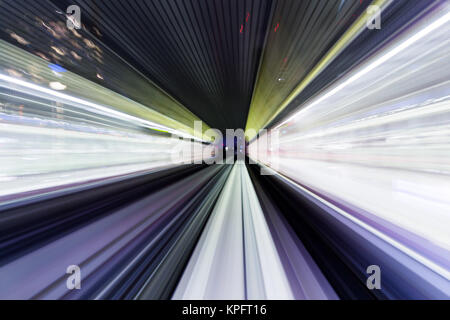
10, 33, 29, 45
49, 81, 67, 91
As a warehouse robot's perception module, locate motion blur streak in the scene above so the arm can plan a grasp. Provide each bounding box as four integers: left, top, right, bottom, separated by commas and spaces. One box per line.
0, 0, 449, 301
174, 162, 294, 300
249, 1, 450, 298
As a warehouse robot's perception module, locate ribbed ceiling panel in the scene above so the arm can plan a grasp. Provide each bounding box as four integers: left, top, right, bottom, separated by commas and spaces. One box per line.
53, 0, 274, 131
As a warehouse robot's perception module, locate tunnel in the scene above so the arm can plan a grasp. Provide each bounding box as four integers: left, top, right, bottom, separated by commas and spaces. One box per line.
0, 0, 449, 302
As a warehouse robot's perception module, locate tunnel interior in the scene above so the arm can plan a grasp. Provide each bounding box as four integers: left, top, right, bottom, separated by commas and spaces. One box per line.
0, 0, 449, 301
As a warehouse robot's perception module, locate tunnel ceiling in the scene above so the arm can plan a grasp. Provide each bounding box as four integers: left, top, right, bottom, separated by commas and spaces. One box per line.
44, 0, 373, 135
51, 0, 274, 132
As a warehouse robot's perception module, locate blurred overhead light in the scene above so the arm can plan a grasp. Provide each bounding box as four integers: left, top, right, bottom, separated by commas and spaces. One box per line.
49, 81, 67, 91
